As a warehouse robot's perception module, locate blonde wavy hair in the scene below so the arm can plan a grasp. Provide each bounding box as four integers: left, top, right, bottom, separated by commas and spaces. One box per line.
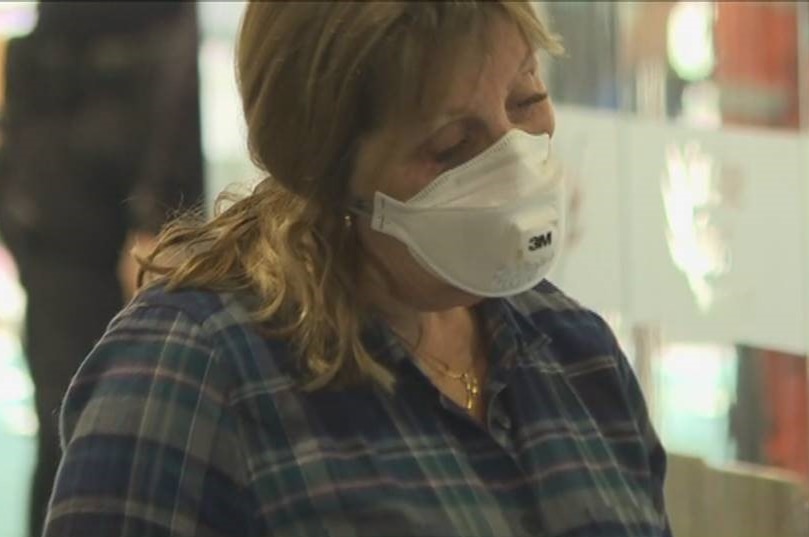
139, 1, 562, 390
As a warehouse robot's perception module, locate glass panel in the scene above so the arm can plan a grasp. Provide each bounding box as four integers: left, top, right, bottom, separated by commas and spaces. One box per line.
730, 345, 808, 476
618, 1, 802, 130
647, 339, 809, 479
650, 336, 809, 537
712, 2, 801, 130
546, 1, 809, 531
546, 2, 805, 131
553, 104, 809, 535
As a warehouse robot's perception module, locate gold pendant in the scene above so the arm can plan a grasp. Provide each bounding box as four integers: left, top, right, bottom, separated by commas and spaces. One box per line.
461, 372, 480, 411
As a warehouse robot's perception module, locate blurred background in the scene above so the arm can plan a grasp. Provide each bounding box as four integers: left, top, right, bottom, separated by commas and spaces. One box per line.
0, 2, 807, 537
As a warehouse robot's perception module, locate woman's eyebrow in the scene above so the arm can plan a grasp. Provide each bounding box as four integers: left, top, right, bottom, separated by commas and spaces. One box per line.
508, 49, 537, 91
518, 49, 536, 71
417, 49, 537, 144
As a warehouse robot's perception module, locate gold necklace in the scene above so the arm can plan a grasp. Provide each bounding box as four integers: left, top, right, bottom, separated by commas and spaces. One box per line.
391, 326, 481, 412
417, 353, 480, 412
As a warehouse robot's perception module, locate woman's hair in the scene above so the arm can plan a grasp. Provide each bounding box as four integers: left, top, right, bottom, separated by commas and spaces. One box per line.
139, 1, 562, 390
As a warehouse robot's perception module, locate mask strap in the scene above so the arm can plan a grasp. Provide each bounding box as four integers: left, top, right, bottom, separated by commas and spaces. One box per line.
347, 197, 373, 218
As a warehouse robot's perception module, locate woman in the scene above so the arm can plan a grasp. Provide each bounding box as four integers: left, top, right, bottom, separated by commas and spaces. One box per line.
44, 3, 671, 536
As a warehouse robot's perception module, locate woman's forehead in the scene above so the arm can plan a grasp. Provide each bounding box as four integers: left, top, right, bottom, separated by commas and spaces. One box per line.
388, 18, 534, 138
354, 20, 534, 183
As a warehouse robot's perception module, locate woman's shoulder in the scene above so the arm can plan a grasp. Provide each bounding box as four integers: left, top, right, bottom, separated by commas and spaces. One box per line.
93, 284, 289, 385
127, 283, 256, 331
53, 285, 263, 536
63, 284, 296, 434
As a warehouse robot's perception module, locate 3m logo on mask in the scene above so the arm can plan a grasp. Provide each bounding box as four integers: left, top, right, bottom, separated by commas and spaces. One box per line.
528, 231, 552, 251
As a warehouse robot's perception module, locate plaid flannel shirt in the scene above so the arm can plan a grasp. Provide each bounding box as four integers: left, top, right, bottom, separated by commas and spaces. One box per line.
45, 280, 671, 537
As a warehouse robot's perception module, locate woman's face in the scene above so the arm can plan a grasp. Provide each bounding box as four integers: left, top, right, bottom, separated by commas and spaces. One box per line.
351, 15, 556, 311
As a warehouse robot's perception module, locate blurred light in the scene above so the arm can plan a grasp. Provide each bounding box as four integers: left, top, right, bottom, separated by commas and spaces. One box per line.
198, 1, 260, 213
661, 142, 731, 311
199, 39, 246, 163
0, 2, 38, 38
656, 342, 737, 464
0, 244, 26, 331
1, 405, 38, 437
0, 333, 32, 403
660, 343, 735, 419
0, 331, 36, 437
0, 272, 25, 327
198, 2, 246, 40
667, 1, 716, 82
680, 81, 722, 128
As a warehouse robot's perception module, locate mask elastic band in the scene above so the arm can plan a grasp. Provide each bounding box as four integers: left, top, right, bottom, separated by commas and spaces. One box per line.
347, 198, 373, 218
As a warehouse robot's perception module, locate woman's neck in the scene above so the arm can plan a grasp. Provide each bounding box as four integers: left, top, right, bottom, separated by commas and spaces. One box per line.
356, 250, 487, 370
362, 285, 481, 369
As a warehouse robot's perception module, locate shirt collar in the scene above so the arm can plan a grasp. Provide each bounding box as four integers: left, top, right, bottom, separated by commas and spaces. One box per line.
360, 292, 552, 381
479, 296, 552, 368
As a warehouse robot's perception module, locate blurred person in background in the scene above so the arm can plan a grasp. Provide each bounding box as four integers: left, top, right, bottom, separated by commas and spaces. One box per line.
43, 3, 670, 536
0, 3, 204, 536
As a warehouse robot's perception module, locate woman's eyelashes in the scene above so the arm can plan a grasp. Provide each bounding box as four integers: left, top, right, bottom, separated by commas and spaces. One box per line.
511, 92, 548, 116
518, 92, 548, 108
434, 137, 468, 164
429, 93, 549, 166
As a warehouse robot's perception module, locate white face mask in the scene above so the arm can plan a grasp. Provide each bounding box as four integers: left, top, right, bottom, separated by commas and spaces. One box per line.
352, 129, 565, 297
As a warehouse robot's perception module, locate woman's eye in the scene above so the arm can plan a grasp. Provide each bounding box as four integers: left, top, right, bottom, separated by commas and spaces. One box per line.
516, 92, 548, 110
434, 138, 467, 163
